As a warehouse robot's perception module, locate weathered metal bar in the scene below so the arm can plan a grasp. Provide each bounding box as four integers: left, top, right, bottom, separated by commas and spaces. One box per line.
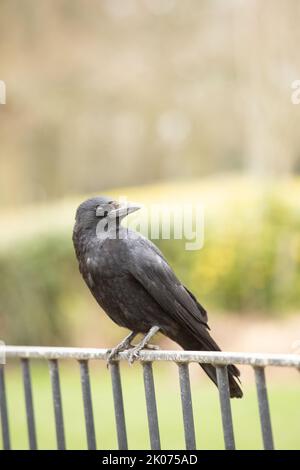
79, 360, 96, 450
48, 359, 66, 450
4, 346, 300, 368
110, 362, 128, 450
21, 359, 37, 450
0, 364, 10, 450
142, 362, 161, 450
216, 366, 235, 450
254, 367, 274, 450
178, 363, 196, 450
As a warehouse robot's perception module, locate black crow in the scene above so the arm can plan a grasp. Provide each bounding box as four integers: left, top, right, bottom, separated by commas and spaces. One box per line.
72, 196, 242, 398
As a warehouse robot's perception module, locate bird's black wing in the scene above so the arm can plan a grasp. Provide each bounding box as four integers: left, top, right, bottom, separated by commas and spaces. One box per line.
126, 236, 209, 333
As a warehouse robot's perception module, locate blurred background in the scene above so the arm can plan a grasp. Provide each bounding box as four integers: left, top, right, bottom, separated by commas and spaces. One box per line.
0, 0, 300, 449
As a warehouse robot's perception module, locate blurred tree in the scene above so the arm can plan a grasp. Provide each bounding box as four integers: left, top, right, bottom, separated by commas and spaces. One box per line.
1, 1, 300, 207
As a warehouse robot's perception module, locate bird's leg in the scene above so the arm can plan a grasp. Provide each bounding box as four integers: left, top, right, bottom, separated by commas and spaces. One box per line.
107, 331, 136, 365
128, 326, 160, 364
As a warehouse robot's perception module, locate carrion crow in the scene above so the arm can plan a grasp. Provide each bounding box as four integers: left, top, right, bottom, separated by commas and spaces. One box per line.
72, 196, 242, 398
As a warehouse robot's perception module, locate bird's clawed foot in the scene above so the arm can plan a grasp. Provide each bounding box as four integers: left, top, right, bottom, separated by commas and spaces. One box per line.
127, 326, 160, 365
107, 344, 134, 366
127, 346, 142, 364
106, 331, 136, 366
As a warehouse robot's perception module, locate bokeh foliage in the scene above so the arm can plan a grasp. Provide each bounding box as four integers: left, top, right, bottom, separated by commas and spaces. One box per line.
1, 1, 300, 207
1, 178, 300, 344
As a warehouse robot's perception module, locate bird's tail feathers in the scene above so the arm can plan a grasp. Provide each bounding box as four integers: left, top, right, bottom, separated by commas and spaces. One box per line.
173, 330, 243, 399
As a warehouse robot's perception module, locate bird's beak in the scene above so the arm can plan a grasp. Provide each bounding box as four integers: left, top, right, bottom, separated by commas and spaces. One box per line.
109, 202, 142, 219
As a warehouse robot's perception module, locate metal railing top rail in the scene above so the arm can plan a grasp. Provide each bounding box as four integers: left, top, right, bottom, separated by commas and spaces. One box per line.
3, 345, 300, 367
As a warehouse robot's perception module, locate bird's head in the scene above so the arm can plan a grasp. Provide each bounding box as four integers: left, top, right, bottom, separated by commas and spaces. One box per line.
74, 196, 141, 234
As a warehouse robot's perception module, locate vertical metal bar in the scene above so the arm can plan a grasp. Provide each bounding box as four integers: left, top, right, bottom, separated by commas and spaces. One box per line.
216, 366, 235, 450
143, 362, 161, 450
110, 362, 128, 450
79, 360, 96, 450
254, 367, 274, 450
178, 363, 196, 450
48, 359, 66, 450
21, 359, 37, 450
0, 364, 10, 450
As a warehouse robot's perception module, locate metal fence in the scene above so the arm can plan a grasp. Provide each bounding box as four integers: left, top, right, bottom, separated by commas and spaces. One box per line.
1, 346, 300, 450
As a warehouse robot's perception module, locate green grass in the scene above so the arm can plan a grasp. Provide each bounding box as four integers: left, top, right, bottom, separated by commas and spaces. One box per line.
1, 361, 299, 450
